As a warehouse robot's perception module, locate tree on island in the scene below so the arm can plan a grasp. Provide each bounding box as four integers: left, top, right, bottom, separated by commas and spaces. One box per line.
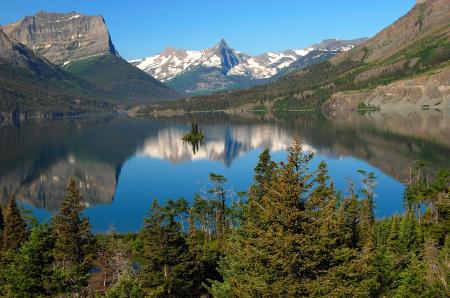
182, 122, 204, 154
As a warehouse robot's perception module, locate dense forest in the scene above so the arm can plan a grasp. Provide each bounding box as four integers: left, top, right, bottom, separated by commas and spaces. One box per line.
0, 140, 448, 297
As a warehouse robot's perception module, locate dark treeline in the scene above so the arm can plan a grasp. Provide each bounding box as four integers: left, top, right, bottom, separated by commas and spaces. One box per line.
0, 140, 448, 297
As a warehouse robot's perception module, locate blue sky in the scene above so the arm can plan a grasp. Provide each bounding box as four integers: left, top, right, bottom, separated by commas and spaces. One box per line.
0, 0, 416, 60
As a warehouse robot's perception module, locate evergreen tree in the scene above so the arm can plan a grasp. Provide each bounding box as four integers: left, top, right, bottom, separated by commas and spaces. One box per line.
398, 211, 421, 255
387, 215, 401, 253
394, 255, 430, 298
52, 179, 95, 294
2, 195, 28, 251
358, 170, 377, 250
339, 180, 361, 249
0, 205, 4, 249
208, 173, 227, 247
366, 245, 397, 297
248, 148, 276, 202
191, 193, 215, 243
140, 199, 198, 297
0, 146, 446, 297
426, 169, 449, 245
305, 162, 368, 297
211, 139, 318, 296
2, 223, 55, 297
165, 197, 189, 232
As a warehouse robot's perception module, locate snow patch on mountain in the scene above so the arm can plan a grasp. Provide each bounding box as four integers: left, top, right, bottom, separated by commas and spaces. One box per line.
130, 38, 367, 83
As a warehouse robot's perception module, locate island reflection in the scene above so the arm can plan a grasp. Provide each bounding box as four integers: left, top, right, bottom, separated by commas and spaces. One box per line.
0, 109, 448, 212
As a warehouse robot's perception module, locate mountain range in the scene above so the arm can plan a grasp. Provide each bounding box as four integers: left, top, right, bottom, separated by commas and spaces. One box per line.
130, 38, 367, 94
1, 0, 449, 121
146, 0, 449, 112
0, 11, 179, 119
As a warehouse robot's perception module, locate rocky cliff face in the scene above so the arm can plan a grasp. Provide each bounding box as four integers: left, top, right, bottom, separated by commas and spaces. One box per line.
0, 28, 54, 72
3, 11, 117, 65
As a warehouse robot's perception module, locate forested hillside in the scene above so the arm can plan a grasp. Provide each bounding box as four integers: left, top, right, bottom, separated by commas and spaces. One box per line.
63, 54, 180, 104
0, 140, 448, 297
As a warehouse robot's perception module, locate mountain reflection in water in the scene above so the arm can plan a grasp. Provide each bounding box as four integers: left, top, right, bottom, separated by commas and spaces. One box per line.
0, 109, 448, 232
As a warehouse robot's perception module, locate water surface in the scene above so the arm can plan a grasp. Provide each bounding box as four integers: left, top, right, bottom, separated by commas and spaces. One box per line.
1, 110, 449, 232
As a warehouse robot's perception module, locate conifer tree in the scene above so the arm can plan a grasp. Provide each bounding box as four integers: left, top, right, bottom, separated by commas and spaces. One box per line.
52, 179, 95, 294
0, 205, 4, 249
2, 196, 28, 251
248, 148, 276, 202
191, 193, 215, 243
358, 170, 377, 250
426, 169, 449, 245
208, 173, 228, 247
2, 223, 55, 297
305, 161, 339, 267
398, 211, 421, 255
339, 180, 361, 249
387, 215, 401, 253
211, 139, 318, 296
140, 199, 198, 297
165, 197, 189, 232
367, 244, 397, 297
394, 255, 429, 298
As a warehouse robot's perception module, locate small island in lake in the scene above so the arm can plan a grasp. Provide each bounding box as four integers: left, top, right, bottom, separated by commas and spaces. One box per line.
182, 122, 204, 154
182, 122, 204, 142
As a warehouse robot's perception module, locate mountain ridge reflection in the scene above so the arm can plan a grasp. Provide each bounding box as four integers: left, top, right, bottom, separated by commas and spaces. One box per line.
136, 125, 317, 166
0, 109, 448, 213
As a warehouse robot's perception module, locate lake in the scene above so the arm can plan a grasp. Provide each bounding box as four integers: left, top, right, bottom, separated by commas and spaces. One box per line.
0, 109, 449, 233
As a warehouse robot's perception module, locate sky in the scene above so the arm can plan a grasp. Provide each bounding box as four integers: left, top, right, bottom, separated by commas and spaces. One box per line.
0, 0, 416, 60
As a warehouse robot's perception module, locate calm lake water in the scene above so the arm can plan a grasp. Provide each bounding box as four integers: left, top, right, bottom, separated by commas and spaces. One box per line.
1, 110, 449, 233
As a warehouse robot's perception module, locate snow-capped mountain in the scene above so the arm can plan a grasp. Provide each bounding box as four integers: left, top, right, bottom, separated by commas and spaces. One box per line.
130, 38, 367, 94
129, 39, 247, 82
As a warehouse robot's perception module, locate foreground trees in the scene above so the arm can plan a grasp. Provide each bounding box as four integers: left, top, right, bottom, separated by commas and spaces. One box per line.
0, 180, 95, 297
210, 140, 449, 297
0, 140, 448, 297
140, 199, 197, 296
52, 179, 96, 294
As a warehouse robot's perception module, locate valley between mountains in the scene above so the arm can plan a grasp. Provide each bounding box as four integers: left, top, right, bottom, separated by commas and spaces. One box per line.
0, 0, 449, 122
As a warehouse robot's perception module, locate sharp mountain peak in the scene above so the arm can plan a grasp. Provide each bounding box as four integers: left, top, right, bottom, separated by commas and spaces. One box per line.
214, 38, 230, 49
